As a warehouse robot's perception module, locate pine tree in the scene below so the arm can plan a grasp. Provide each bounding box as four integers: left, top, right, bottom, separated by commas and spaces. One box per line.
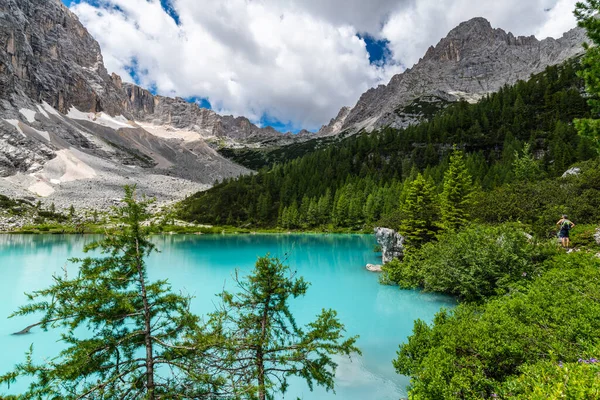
208, 256, 359, 400
1, 186, 217, 398
513, 142, 541, 181
399, 173, 440, 248
307, 197, 318, 227
439, 149, 474, 232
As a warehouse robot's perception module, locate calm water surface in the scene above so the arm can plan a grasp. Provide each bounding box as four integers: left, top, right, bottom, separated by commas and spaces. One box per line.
0, 234, 454, 399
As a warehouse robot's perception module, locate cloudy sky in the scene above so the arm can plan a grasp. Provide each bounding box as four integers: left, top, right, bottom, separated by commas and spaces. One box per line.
62, 0, 579, 131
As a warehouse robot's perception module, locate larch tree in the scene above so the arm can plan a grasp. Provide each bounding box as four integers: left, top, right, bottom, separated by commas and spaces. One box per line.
513, 142, 542, 182
0, 186, 218, 399
208, 255, 360, 400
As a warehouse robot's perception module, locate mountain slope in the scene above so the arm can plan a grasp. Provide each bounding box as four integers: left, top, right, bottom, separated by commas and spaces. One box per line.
324, 18, 587, 135
0, 0, 258, 207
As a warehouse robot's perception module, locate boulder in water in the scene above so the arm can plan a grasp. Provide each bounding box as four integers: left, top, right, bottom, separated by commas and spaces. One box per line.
366, 264, 383, 272
374, 227, 404, 264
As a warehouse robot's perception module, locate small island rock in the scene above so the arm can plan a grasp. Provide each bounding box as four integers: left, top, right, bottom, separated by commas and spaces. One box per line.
374, 227, 405, 264
366, 264, 383, 272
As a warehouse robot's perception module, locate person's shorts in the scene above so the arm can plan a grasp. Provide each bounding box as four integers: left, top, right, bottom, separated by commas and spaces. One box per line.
558, 229, 569, 238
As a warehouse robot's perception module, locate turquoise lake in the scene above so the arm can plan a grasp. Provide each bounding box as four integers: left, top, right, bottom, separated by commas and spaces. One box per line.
0, 234, 455, 399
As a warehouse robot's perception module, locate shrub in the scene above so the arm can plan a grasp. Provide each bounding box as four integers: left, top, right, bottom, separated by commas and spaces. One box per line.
384, 223, 558, 302
499, 357, 600, 399
394, 254, 600, 399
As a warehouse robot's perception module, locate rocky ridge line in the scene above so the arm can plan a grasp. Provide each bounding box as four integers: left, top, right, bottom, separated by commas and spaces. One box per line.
323, 17, 588, 135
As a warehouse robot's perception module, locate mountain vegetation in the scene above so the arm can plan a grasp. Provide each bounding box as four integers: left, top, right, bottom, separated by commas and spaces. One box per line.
391, 3, 600, 398
180, 59, 597, 233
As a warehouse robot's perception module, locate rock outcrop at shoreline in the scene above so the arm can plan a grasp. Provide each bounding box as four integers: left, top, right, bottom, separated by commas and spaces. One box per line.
374, 227, 404, 264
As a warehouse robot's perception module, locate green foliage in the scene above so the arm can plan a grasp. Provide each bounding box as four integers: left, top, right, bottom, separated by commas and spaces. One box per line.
0, 186, 214, 399
399, 173, 440, 248
394, 254, 600, 399
513, 142, 542, 182
0, 195, 32, 216
439, 149, 474, 232
575, 0, 600, 153
472, 160, 600, 237
207, 255, 360, 400
384, 223, 558, 302
499, 357, 600, 399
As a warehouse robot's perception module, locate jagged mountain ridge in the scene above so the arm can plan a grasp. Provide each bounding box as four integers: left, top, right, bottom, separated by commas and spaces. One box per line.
0, 0, 590, 207
323, 17, 588, 135
0, 0, 264, 208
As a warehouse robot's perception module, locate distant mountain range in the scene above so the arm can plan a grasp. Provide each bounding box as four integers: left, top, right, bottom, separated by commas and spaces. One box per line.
0, 0, 588, 208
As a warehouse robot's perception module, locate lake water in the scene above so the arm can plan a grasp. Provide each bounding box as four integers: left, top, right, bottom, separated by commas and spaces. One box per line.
0, 234, 454, 399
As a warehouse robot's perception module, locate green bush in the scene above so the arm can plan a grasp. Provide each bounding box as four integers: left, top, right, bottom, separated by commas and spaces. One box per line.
472, 160, 600, 237
384, 223, 558, 302
499, 357, 600, 399
394, 254, 600, 399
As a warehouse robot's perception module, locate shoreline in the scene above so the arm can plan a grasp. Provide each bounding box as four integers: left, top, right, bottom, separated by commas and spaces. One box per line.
0, 225, 373, 236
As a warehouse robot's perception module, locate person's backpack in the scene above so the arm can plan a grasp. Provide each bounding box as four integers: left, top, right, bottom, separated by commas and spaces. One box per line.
562, 220, 572, 231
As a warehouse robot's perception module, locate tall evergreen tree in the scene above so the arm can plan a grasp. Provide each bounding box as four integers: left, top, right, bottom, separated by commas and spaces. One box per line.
208, 256, 359, 400
399, 173, 440, 248
513, 142, 542, 181
439, 149, 474, 232
1, 187, 216, 399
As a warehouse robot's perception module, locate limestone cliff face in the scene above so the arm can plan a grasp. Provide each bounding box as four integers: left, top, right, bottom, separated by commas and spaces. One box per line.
0, 0, 127, 116
0, 0, 291, 181
324, 18, 587, 134
123, 83, 287, 143
0, 0, 251, 203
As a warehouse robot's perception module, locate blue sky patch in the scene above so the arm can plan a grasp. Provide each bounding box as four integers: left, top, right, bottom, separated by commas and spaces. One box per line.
160, 0, 180, 25
62, 0, 179, 25
187, 97, 212, 110
258, 114, 314, 134
358, 33, 392, 65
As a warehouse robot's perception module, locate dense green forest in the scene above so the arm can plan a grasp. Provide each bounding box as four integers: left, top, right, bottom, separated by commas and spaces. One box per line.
180, 60, 597, 231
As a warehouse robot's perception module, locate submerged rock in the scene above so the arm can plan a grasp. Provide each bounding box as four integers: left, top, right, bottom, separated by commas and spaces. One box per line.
366, 264, 383, 272
374, 227, 404, 264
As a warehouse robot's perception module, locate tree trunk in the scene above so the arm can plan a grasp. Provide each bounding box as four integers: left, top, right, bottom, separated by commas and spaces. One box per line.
257, 296, 270, 400
257, 348, 265, 400
136, 238, 155, 399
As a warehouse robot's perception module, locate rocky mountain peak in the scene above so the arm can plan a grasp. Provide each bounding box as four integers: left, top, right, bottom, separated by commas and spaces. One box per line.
447, 17, 494, 37
422, 17, 540, 63
335, 18, 587, 133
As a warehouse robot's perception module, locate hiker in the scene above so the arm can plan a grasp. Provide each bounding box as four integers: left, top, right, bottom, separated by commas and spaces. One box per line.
556, 215, 575, 249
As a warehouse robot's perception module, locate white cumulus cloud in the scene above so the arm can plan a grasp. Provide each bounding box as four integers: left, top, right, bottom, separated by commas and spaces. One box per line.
381, 0, 579, 68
